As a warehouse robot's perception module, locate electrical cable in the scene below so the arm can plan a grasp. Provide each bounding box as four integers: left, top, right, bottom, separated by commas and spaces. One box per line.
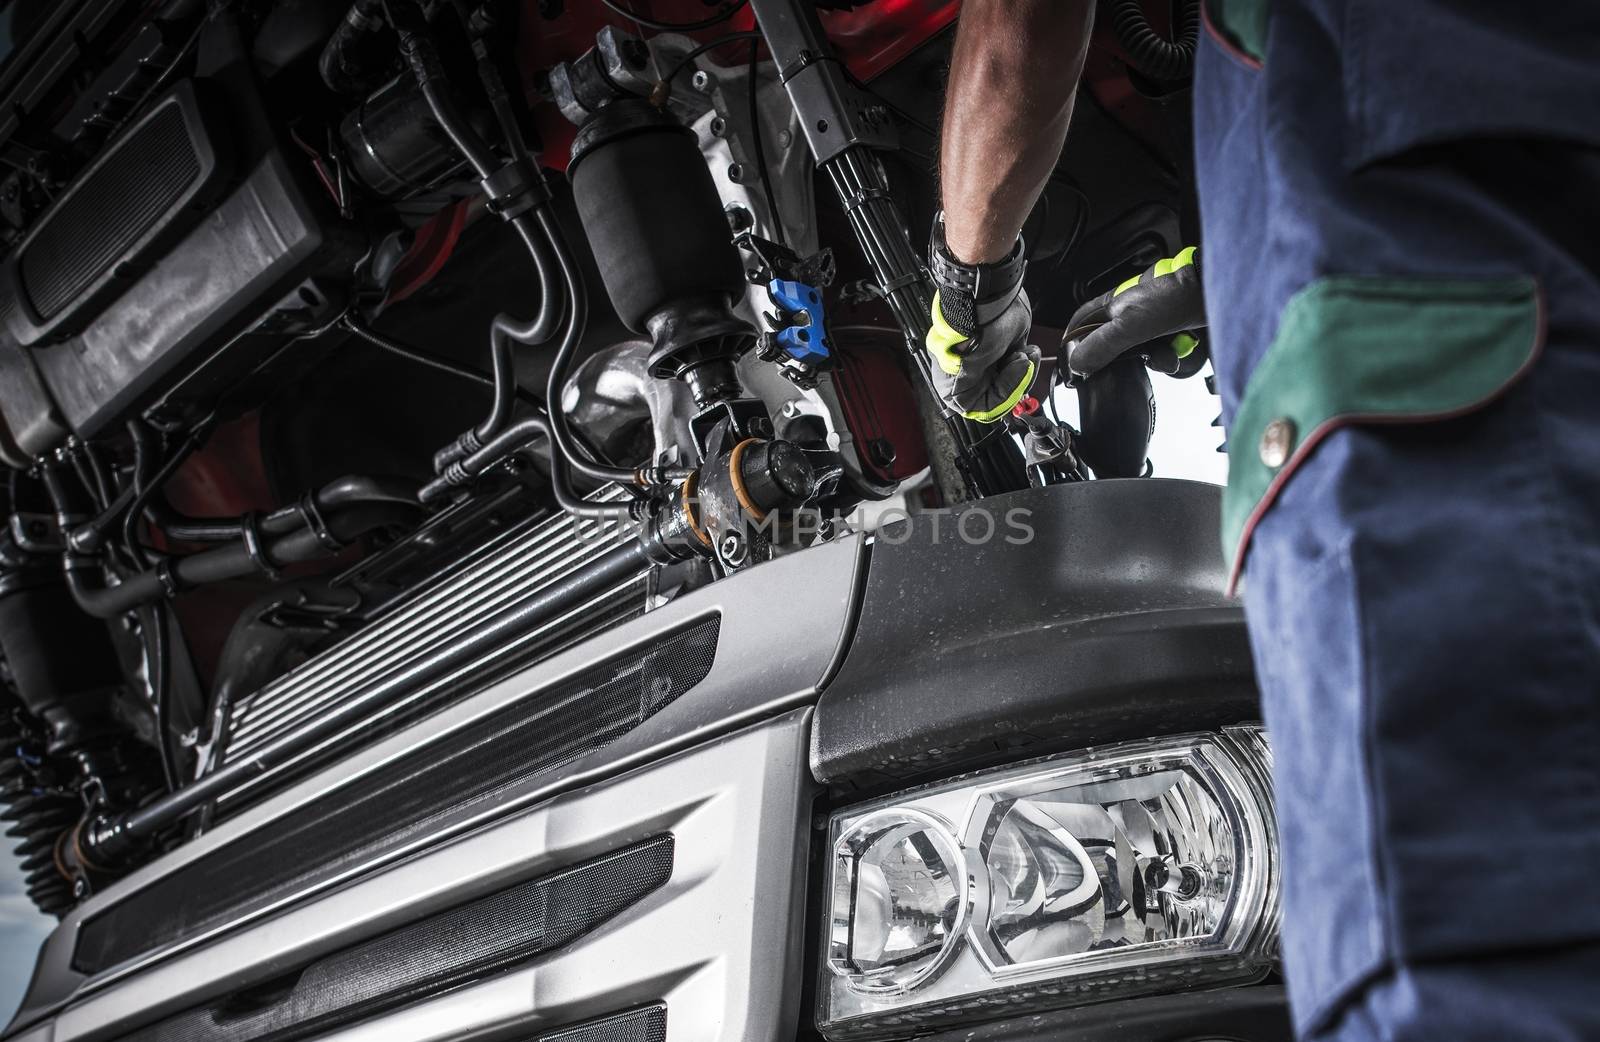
341, 315, 545, 412
659, 30, 761, 87
143, 605, 179, 793
747, 39, 786, 247
599, 0, 747, 33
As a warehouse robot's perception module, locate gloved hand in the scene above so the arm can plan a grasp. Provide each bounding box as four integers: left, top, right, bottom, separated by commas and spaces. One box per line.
1061, 246, 1207, 382
924, 217, 1039, 423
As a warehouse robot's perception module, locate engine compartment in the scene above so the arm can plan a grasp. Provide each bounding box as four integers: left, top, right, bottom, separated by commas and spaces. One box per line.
0, 0, 1205, 918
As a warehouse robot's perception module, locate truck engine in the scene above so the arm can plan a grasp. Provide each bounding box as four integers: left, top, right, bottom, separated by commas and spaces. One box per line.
0, 1, 1285, 1039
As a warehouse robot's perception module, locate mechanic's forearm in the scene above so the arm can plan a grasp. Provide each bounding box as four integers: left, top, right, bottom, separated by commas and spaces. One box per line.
940, 0, 1093, 263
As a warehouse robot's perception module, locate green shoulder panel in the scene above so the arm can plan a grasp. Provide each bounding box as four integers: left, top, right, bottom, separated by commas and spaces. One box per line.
1223, 275, 1542, 587
1206, 0, 1269, 65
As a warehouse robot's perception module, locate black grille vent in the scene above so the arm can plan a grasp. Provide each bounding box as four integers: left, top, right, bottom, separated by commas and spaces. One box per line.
536, 1006, 668, 1042
75, 616, 720, 976
116, 838, 674, 1042
21, 102, 200, 320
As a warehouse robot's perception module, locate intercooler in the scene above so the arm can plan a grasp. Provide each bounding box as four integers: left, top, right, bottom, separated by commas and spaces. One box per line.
212, 487, 649, 809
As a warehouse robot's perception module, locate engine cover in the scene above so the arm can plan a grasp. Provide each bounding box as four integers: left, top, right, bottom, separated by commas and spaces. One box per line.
0, 75, 361, 457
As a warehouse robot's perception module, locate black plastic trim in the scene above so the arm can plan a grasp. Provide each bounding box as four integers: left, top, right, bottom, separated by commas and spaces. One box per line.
811, 480, 1259, 791
913, 984, 1291, 1042
3, 80, 229, 344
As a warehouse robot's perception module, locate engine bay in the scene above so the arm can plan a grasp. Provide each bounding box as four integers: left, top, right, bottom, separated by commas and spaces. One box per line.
0, 0, 1204, 916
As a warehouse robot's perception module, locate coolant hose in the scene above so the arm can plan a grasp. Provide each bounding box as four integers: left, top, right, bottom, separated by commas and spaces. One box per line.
146, 474, 419, 544
473, 214, 565, 442
1110, 0, 1200, 81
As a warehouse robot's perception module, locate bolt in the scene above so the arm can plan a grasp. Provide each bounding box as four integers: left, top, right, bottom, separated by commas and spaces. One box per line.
727, 162, 744, 184
709, 116, 726, 136
776, 129, 792, 148
718, 530, 748, 567
691, 69, 712, 92
724, 204, 754, 232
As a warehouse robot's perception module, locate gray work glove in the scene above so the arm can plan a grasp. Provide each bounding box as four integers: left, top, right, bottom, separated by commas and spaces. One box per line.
1062, 246, 1207, 382
924, 217, 1039, 422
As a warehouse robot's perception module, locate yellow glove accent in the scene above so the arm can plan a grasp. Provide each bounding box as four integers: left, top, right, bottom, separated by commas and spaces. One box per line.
1171, 331, 1199, 358
1114, 245, 1199, 297
926, 290, 968, 376
963, 358, 1037, 423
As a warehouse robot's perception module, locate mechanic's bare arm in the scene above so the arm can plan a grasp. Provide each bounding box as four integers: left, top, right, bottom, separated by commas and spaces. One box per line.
939, 0, 1094, 263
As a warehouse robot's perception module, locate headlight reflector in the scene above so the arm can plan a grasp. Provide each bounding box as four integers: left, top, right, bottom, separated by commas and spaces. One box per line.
820, 729, 1276, 1036
828, 810, 972, 991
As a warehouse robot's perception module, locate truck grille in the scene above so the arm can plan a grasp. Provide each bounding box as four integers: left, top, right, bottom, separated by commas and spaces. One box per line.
215, 488, 646, 807
114, 839, 674, 1042
73, 616, 719, 977
535, 1007, 668, 1042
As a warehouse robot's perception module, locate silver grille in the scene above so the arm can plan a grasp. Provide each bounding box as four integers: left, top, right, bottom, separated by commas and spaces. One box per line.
214, 488, 647, 804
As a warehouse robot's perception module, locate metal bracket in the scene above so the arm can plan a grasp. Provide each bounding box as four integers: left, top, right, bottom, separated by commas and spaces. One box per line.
747, 0, 898, 164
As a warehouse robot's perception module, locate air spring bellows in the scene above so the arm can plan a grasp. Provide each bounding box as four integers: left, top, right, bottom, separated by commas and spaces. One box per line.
568, 100, 752, 406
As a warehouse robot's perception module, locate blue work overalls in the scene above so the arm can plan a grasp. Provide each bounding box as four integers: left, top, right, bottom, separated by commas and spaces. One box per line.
1195, 3, 1600, 1038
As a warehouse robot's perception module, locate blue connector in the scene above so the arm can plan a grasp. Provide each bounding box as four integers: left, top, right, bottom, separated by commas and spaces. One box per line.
767, 279, 831, 366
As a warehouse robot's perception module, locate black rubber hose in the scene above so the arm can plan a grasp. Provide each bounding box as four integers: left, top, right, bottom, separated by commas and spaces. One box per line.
319, 0, 388, 95
122, 419, 212, 566
537, 207, 639, 487
393, 10, 565, 473
146, 475, 418, 544
1110, 0, 1200, 81
481, 217, 565, 426
82, 536, 656, 864
64, 502, 417, 620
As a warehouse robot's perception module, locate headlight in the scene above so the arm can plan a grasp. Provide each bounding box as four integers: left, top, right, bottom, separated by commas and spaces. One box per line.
820, 728, 1277, 1037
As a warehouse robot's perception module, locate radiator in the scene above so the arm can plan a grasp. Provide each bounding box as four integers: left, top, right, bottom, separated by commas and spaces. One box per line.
213, 487, 648, 807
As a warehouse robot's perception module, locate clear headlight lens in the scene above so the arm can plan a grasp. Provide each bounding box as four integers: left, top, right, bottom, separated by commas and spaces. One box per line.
820, 729, 1276, 1037
828, 810, 971, 990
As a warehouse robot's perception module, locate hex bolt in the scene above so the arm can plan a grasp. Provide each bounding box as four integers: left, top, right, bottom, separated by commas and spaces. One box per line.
709, 116, 726, 136
691, 69, 712, 92
727, 163, 744, 184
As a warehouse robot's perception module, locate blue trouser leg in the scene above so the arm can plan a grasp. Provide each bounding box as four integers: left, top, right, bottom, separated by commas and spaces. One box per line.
1239, 194, 1600, 1037
1324, 945, 1600, 1042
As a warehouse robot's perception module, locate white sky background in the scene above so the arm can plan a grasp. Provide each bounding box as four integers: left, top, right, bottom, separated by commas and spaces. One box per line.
1053, 363, 1229, 485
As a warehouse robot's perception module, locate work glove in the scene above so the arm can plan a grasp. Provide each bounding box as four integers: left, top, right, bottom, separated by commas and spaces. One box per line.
924, 216, 1038, 423
1062, 246, 1207, 382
